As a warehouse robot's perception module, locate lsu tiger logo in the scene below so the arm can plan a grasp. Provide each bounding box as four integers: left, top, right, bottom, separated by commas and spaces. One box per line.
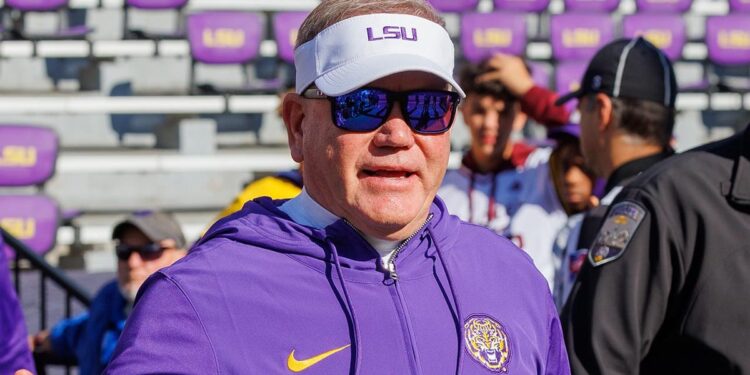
464, 316, 511, 372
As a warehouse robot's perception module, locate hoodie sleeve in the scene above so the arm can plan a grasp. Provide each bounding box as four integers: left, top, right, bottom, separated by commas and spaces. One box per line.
545, 295, 571, 375
104, 272, 218, 374
520, 85, 570, 128
48, 312, 89, 359
0, 241, 35, 375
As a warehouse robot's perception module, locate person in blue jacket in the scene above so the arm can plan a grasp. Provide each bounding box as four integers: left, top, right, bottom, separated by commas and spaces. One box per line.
29, 211, 186, 375
0, 231, 35, 375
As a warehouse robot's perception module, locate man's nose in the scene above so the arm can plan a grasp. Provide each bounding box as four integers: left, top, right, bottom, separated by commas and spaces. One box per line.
482, 110, 500, 131
372, 104, 416, 148
126, 251, 144, 267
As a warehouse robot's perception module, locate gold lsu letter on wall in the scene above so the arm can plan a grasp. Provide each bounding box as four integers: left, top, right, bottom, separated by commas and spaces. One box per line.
0, 145, 37, 167
562, 28, 600, 48
0, 217, 36, 240
718, 29, 750, 49
203, 28, 246, 48
472, 28, 513, 48
637, 30, 672, 49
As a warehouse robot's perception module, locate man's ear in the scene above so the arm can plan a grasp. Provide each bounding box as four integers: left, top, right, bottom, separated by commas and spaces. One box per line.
595, 92, 613, 133
282, 93, 305, 163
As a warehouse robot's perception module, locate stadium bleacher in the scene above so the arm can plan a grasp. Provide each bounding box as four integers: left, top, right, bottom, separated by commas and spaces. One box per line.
0, 125, 61, 259
0, 0, 747, 273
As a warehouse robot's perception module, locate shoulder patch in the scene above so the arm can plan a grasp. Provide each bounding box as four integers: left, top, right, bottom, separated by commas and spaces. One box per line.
588, 201, 646, 267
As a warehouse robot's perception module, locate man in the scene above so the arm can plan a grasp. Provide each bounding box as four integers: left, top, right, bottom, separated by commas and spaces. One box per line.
105, 1, 569, 373
440, 54, 570, 231
438, 56, 573, 288
0, 230, 35, 375
553, 37, 677, 305
547, 127, 600, 308
30, 211, 187, 375
547, 126, 598, 217
563, 124, 750, 373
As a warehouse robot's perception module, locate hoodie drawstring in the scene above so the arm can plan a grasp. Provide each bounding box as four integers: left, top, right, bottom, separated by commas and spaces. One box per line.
468, 172, 498, 225
325, 237, 362, 375
427, 227, 464, 375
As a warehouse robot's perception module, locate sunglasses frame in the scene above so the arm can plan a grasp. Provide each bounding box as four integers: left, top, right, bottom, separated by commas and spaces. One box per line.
302, 87, 461, 134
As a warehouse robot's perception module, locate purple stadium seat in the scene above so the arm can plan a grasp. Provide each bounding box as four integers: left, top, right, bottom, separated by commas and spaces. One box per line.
4, 0, 92, 39
123, 0, 188, 40
564, 0, 620, 12
188, 11, 263, 65
273, 12, 308, 64
706, 15, 750, 65
635, 0, 692, 12
729, 0, 750, 12
494, 0, 550, 12
188, 11, 281, 94
460, 12, 527, 62
0, 195, 59, 258
555, 61, 587, 112
4, 0, 67, 11
0, 126, 57, 187
623, 15, 685, 61
427, 0, 479, 12
550, 14, 614, 61
529, 62, 550, 87
0, 125, 60, 258
126, 0, 188, 9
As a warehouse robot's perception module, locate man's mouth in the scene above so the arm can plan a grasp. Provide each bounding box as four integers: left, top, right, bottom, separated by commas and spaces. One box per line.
480, 135, 497, 145
362, 169, 415, 178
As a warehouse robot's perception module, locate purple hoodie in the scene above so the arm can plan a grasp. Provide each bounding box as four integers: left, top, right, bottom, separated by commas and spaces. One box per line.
106, 197, 568, 374
0, 235, 36, 375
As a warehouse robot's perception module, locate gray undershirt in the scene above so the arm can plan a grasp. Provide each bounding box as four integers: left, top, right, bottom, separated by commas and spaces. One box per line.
279, 188, 398, 266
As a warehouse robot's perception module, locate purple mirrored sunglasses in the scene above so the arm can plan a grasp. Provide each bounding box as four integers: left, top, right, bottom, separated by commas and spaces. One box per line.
303, 87, 461, 134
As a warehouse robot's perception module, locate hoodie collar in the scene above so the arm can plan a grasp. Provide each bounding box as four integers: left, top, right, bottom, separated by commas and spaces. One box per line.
207, 197, 458, 283
280, 188, 400, 261
279, 187, 339, 229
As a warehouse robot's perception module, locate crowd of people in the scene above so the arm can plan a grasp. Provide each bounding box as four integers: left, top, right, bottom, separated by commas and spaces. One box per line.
2, 0, 749, 373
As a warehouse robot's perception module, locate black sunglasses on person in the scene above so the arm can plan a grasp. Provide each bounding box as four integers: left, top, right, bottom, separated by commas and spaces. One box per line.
115, 242, 165, 261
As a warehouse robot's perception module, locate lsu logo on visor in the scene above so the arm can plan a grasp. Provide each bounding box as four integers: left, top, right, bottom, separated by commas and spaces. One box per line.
464, 315, 511, 372
589, 201, 646, 267
366, 26, 418, 41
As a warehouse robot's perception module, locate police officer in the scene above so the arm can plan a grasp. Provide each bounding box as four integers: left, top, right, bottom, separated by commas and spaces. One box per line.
562, 124, 750, 372
552, 37, 676, 305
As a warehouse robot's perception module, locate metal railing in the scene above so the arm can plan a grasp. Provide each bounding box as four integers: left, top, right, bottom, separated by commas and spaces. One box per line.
1, 227, 92, 375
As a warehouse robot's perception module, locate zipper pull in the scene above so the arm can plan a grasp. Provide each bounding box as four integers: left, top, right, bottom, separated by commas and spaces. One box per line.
388, 261, 399, 281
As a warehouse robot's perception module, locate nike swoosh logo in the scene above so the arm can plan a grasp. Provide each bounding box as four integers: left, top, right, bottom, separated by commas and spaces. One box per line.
287, 344, 351, 372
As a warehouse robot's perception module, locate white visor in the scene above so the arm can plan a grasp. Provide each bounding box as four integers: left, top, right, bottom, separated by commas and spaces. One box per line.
295, 13, 465, 98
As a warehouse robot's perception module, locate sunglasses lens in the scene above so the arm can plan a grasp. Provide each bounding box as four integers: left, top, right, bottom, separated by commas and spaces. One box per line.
404, 91, 458, 134
140, 243, 164, 260
333, 89, 389, 131
115, 244, 132, 261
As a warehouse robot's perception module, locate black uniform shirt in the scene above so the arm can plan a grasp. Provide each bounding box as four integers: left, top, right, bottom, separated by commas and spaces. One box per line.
576, 150, 674, 251
562, 125, 750, 374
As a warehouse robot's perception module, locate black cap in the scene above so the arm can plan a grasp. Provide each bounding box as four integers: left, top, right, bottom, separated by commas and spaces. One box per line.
555, 37, 677, 109
112, 210, 186, 249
